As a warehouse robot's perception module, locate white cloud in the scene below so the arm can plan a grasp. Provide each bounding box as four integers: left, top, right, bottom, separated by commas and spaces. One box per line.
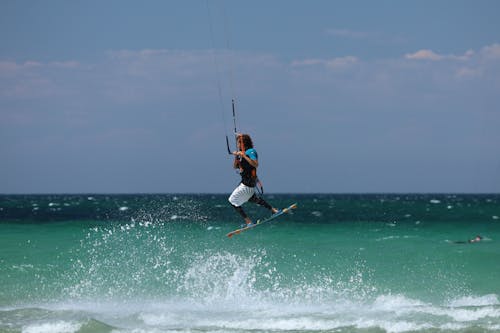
290, 59, 324, 67
291, 56, 358, 69
21, 61, 42, 68
404, 44, 500, 80
455, 67, 481, 79
405, 49, 444, 61
0, 60, 83, 99
405, 49, 474, 61
0, 60, 80, 74
456, 49, 475, 60
325, 56, 359, 69
1, 43, 498, 105
0, 61, 42, 73
480, 43, 500, 59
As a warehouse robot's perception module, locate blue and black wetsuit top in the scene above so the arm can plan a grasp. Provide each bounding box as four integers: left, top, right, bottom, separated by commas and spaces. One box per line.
239, 148, 258, 187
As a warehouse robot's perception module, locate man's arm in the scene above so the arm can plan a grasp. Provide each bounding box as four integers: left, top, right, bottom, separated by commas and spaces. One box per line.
233, 151, 258, 168
233, 156, 241, 169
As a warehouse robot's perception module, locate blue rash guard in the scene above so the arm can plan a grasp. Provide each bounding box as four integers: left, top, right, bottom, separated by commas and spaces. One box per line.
246, 148, 258, 161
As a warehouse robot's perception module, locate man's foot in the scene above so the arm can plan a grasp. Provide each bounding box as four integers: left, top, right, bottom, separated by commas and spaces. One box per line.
272, 208, 282, 214
242, 217, 254, 227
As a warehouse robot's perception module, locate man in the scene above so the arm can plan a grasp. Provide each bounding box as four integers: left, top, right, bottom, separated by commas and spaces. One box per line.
454, 235, 483, 244
228, 134, 279, 226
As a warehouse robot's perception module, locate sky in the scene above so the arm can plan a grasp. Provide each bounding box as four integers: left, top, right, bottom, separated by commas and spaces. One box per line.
1, 0, 499, 194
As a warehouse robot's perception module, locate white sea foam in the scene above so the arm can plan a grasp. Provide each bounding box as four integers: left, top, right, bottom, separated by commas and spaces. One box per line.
132, 295, 497, 332
417, 305, 500, 322
373, 294, 426, 310
449, 294, 499, 307
355, 319, 432, 333
12, 291, 500, 333
22, 321, 81, 333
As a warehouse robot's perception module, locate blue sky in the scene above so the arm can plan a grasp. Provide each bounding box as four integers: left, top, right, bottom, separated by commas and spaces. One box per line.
1, 0, 499, 193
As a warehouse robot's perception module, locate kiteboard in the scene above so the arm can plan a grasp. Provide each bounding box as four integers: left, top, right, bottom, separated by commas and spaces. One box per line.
226, 203, 297, 238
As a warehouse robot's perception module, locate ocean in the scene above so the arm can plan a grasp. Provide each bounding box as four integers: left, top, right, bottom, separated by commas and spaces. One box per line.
0, 194, 499, 333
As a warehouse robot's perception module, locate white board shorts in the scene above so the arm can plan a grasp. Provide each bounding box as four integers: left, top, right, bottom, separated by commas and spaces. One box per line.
228, 183, 255, 207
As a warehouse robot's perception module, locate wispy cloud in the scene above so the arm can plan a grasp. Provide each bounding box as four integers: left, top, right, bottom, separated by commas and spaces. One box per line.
405, 49, 443, 61
481, 43, 500, 59
404, 44, 500, 80
0, 61, 42, 73
2, 43, 499, 104
291, 56, 359, 70
0, 60, 80, 73
325, 56, 359, 69
405, 49, 474, 61
0, 60, 82, 99
455, 67, 481, 79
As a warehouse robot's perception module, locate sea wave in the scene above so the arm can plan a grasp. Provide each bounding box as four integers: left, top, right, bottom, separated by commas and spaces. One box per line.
2, 294, 500, 333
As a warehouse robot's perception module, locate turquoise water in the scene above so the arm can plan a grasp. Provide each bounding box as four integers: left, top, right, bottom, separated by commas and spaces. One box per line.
1, 194, 499, 333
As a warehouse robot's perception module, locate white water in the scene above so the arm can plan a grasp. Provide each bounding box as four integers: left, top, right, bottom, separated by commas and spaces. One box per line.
4, 293, 499, 333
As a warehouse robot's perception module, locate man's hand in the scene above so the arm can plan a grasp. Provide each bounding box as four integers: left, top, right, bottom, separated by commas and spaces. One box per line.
233, 151, 244, 157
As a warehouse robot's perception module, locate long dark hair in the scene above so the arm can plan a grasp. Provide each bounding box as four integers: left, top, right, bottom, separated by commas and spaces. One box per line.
239, 134, 254, 150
